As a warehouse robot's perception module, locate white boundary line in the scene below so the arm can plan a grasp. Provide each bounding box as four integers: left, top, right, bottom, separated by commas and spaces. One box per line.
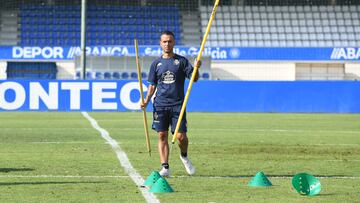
109, 128, 360, 134
4, 127, 360, 135
81, 112, 160, 203
0, 175, 129, 178
1, 175, 360, 180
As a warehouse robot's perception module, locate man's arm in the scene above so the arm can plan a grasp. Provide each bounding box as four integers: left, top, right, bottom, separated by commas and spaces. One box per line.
140, 84, 156, 108
193, 59, 201, 82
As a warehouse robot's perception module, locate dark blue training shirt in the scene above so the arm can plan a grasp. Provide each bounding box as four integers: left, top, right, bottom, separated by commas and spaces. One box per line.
148, 54, 194, 107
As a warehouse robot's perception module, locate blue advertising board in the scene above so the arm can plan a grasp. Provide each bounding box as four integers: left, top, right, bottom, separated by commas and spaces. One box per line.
1, 80, 359, 113
0, 46, 359, 61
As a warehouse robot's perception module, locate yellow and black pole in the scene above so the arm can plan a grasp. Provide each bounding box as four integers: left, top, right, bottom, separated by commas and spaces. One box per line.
135, 39, 151, 157
171, 0, 220, 146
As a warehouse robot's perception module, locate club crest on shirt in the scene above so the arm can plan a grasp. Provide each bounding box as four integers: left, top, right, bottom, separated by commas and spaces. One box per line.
161, 70, 176, 84
174, 59, 179, 65
154, 112, 158, 120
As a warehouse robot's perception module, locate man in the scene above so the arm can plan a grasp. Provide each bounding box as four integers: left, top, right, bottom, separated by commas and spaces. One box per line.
140, 30, 201, 177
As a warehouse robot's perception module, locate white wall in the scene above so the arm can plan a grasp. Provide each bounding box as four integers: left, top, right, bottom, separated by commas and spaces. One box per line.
56, 61, 75, 79
212, 61, 296, 81
345, 63, 360, 80
0, 61, 7, 79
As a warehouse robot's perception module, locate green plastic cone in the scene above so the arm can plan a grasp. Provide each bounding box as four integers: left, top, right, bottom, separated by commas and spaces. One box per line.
143, 171, 161, 188
248, 171, 272, 187
292, 173, 321, 196
149, 177, 174, 193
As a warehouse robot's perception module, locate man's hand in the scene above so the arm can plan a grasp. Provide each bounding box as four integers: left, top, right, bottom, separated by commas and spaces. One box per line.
194, 59, 202, 68
140, 100, 148, 109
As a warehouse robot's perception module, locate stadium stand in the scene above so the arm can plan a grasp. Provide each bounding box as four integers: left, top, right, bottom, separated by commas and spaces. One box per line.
6, 62, 57, 79
19, 5, 181, 46
201, 5, 360, 47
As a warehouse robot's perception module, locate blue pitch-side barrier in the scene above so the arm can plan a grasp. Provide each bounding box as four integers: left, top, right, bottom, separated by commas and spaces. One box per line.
0, 80, 359, 113
0, 46, 359, 61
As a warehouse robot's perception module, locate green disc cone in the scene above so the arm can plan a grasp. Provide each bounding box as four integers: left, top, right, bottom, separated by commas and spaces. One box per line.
143, 171, 161, 188
292, 173, 321, 196
248, 171, 272, 187
149, 177, 174, 193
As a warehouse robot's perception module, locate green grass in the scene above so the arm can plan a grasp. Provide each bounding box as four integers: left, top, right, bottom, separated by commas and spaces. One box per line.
0, 112, 359, 202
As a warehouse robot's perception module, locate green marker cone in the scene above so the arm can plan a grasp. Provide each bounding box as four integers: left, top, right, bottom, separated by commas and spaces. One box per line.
292, 173, 321, 196
143, 171, 161, 188
248, 171, 272, 187
149, 177, 174, 193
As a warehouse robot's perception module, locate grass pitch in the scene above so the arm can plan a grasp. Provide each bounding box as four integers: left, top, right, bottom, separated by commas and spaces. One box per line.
0, 112, 359, 202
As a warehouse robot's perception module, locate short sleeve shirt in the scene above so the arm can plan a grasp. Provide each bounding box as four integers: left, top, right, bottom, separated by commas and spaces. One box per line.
148, 54, 193, 107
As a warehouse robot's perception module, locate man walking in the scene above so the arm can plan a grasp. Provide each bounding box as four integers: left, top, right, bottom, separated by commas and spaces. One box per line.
140, 30, 201, 177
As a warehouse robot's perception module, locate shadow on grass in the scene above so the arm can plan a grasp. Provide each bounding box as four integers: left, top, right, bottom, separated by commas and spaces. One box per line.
0, 181, 107, 186
0, 168, 35, 173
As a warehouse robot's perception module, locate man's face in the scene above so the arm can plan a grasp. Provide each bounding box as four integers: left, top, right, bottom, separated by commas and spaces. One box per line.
160, 34, 175, 54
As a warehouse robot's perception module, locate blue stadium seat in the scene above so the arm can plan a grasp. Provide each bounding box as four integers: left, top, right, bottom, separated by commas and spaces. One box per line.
95, 72, 103, 79
121, 72, 129, 79
86, 72, 93, 79
202, 73, 210, 80
104, 72, 112, 79
112, 72, 120, 79
130, 72, 138, 79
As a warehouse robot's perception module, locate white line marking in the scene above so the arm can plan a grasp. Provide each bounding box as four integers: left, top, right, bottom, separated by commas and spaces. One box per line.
190, 142, 360, 147
0, 175, 129, 178
110, 127, 360, 135
173, 175, 360, 180
1, 175, 360, 180
192, 128, 360, 135
3, 127, 360, 135
81, 112, 159, 203
30, 142, 102, 144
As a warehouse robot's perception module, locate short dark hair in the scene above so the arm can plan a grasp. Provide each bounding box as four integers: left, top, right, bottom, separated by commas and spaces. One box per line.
160, 30, 175, 39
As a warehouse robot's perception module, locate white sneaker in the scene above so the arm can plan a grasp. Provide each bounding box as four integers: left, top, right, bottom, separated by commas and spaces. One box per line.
180, 155, 195, 175
159, 167, 170, 177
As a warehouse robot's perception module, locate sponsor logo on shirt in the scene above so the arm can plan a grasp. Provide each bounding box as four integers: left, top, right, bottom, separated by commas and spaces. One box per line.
161, 71, 176, 84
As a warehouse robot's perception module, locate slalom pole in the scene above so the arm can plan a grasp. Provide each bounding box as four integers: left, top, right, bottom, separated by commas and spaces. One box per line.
135, 39, 151, 157
171, 0, 220, 148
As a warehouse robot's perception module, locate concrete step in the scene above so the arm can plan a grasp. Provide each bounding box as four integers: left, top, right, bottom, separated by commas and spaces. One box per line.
1, 17, 18, 25
0, 32, 18, 39
1, 26, 18, 32
1, 11, 18, 18
182, 35, 201, 40
182, 40, 200, 46
182, 21, 199, 27
0, 39, 18, 45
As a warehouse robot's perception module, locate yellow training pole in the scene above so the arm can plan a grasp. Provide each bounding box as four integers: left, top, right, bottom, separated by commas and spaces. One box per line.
135, 39, 151, 157
171, 0, 220, 146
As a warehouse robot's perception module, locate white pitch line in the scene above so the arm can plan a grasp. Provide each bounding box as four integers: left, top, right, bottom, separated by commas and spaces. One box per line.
105, 127, 360, 135
3, 127, 360, 135
191, 128, 360, 135
172, 175, 360, 180
2, 175, 359, 180
81, 112, 159, 203
0, 175, 129, 178
30, 141, 102, 144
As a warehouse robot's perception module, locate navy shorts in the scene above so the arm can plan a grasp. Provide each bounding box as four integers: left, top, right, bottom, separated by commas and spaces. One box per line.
152, 105, 187, 134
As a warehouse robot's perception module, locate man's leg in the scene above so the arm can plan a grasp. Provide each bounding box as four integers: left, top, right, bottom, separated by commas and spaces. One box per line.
177, 132, 188, 157
177, 132, 195, 175
158, 131, 169, 165
158, 130, 170, 177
